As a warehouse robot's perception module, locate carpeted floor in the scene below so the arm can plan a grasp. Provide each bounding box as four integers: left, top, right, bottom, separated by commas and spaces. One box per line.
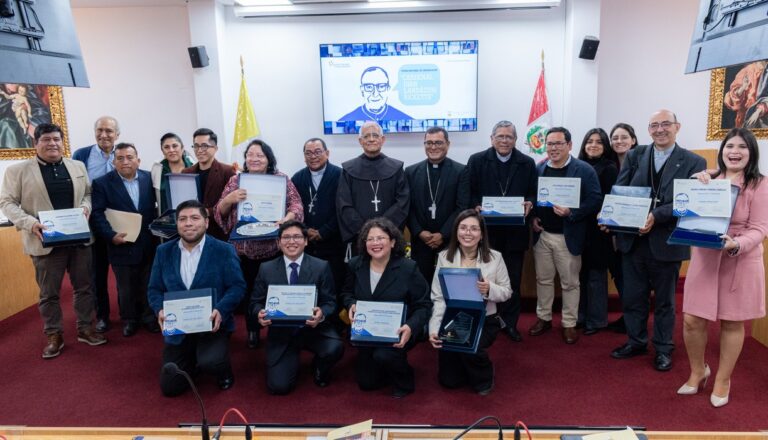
0, 277, 766, 432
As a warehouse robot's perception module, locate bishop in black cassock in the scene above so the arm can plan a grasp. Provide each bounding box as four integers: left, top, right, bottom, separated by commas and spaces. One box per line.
336, 122, 409, 250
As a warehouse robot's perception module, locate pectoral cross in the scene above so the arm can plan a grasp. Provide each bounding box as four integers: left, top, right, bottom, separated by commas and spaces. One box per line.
371, 196, 381, 212
429, 202, 437, 220
308, 200, 314, 213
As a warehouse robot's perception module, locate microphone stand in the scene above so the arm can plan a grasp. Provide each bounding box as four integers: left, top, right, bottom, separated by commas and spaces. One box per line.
163, 362, 210, 440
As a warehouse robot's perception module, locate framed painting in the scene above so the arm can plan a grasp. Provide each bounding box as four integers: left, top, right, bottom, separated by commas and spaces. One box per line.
707, 60, 768, 141
0, 84, 69, 160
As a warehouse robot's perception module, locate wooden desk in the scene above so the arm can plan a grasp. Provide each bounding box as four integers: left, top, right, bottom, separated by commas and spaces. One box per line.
0, 227, 38, 320
1, 426, 767, 440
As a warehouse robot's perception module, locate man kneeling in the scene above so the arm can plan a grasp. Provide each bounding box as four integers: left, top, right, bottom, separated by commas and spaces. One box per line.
148, 200, 246, 396
251, 220, 344, 394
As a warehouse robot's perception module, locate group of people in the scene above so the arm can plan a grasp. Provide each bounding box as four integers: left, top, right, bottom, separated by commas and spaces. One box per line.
0, 109, 765, 406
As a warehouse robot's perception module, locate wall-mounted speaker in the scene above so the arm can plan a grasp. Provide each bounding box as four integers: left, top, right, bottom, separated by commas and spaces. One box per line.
578, 36, 600, 60
188, 46, 209, 68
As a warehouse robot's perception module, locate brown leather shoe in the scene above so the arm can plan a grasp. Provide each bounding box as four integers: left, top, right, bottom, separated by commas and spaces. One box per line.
528, 318, 552, 336
563, 327, 579, 344
42, 333, 64, 359
77, 328, 108, 346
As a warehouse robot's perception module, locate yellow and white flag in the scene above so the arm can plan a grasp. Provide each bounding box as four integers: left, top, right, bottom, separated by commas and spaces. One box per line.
232, 56, 260, 146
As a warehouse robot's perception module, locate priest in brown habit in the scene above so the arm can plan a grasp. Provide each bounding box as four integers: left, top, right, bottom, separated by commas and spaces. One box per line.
336, 121, 410, 255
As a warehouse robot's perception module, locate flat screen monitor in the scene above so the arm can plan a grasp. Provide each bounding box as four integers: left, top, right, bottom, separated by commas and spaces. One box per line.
320, 40, 478, 134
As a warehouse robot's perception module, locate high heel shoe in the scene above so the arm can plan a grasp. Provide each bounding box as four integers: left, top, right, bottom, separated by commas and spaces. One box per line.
710, 380, 730, 408
677, 364, 711, 395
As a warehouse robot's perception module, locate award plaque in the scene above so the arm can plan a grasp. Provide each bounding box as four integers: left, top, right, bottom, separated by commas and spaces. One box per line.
668, 185, 740, 249
350, 300, 405, 346
162, 288, 214, 336
38, 208, 91, 248
437, 267, 486, 354
265, 284, 317, 325
230, 173, 286, 241
480, 196, 525, 226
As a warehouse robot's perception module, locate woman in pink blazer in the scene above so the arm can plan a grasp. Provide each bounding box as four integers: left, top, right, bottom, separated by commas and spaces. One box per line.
680, 128, 768, 408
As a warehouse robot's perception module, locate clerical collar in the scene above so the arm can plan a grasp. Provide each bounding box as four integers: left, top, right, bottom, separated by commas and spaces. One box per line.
653, 143, 676, 155
310, 164, 327, 177
496, 151, 512, 163
362, 153, 383, 161
428, 159, 444, 168
36, 156, 63, 166
546, 155, 572, 169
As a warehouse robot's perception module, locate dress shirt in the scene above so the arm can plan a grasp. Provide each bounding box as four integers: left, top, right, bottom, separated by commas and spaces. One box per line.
653, 144, 675, 172
120, 173, 140, 210
283, 253, 305, 282
86, 145, 114, 180
179, 235, 206, 289
310, 165, 326, 189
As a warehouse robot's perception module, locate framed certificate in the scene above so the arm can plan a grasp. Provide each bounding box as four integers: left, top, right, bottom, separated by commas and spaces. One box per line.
480, 196, 525, 226
38, 208, 91, 248
598, 194, 652, 233
350, 300, 405, 346
162, 288, 214, 336
437, 268, 486, 354
668, 185, 740, 249
265, 284, 317, 324
673, 179, 732, 217
537, 177, 581, 208
230, 173, 287, 241
166, 173, 201, 213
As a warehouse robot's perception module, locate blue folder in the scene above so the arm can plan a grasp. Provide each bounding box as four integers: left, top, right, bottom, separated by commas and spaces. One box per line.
667, 185, 740, 249
437, 267, 486, 354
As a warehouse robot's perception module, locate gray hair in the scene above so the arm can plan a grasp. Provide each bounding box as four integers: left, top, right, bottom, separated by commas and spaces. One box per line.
491, 120, 516, 138
358, 121, 383, 138
94, 116, 120, 134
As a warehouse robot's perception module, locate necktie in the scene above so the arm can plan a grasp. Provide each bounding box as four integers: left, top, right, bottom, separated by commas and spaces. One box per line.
289, 262, 299, 285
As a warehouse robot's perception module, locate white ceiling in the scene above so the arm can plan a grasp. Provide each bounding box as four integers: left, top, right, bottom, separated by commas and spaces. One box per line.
69, 0, 229, 8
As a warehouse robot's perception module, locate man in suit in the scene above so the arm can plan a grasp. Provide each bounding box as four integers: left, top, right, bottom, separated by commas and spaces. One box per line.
72, 116, 120, 333
0, 123, 107, 359
251, 220, 344, 394
609, 109, 707, 371
529, 127, 602, 344
91, 143, 159, 337
290, 138, 345, 293
460, 120, 538, 341
147, 200, 246, 396
182, 128, 235, 241
405, 126, 465, 283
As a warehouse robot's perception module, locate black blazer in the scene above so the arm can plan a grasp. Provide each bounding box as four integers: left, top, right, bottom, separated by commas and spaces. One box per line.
250, 253, 340, 365
615, 144, 707, 262
459, 147, 537, 251
341, 255, 431, 336
290, 163, 342, 242
91, 169, 158, 266
183, 159, 235, 241
404, 157, 466, 239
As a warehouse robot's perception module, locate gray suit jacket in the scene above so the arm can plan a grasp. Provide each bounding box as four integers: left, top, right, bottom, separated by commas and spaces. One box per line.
614, 144, 707, 262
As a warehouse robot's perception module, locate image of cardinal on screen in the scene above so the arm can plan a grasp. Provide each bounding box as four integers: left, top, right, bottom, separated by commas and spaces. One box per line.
338, 66, 412, 123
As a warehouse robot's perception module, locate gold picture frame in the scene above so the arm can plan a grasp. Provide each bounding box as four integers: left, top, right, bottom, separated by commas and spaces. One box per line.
0, 84, 70, 160
707, 61, 768, 141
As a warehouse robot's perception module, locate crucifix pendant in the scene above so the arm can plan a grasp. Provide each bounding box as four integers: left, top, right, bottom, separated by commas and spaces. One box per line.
372, 196, 381, 212
308, 200, 315, 214
429, 202, 437, 220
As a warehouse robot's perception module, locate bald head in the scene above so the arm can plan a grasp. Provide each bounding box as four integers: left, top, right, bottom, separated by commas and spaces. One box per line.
647, 109, 680, 150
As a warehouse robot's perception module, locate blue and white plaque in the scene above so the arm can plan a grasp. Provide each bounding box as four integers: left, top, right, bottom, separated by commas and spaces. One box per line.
350, 300, 405, 346
537, 177, 581, 208
162, 288, 213, 336
265, 284, 317, 322
673, 179, 732, 217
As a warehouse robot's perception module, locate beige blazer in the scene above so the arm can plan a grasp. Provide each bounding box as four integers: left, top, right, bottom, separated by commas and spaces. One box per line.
0, 157, 92, 256
428, 248, 512, 336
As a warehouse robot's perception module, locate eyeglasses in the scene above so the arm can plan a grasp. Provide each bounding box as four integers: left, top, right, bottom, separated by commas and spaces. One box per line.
304, 149, 326, 158
648, 121, 676, 131
547, 141, 568, 148
424, 141, 446, 147
361, 83, 389, 93
493, 135, 515, 142
458, 225, 482, 233
193, 143, 215, 151
365, 236, 390, 243
280, 234, 305, 242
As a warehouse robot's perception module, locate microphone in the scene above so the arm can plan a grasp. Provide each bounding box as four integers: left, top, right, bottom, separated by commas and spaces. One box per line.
162, 362, 210, 440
